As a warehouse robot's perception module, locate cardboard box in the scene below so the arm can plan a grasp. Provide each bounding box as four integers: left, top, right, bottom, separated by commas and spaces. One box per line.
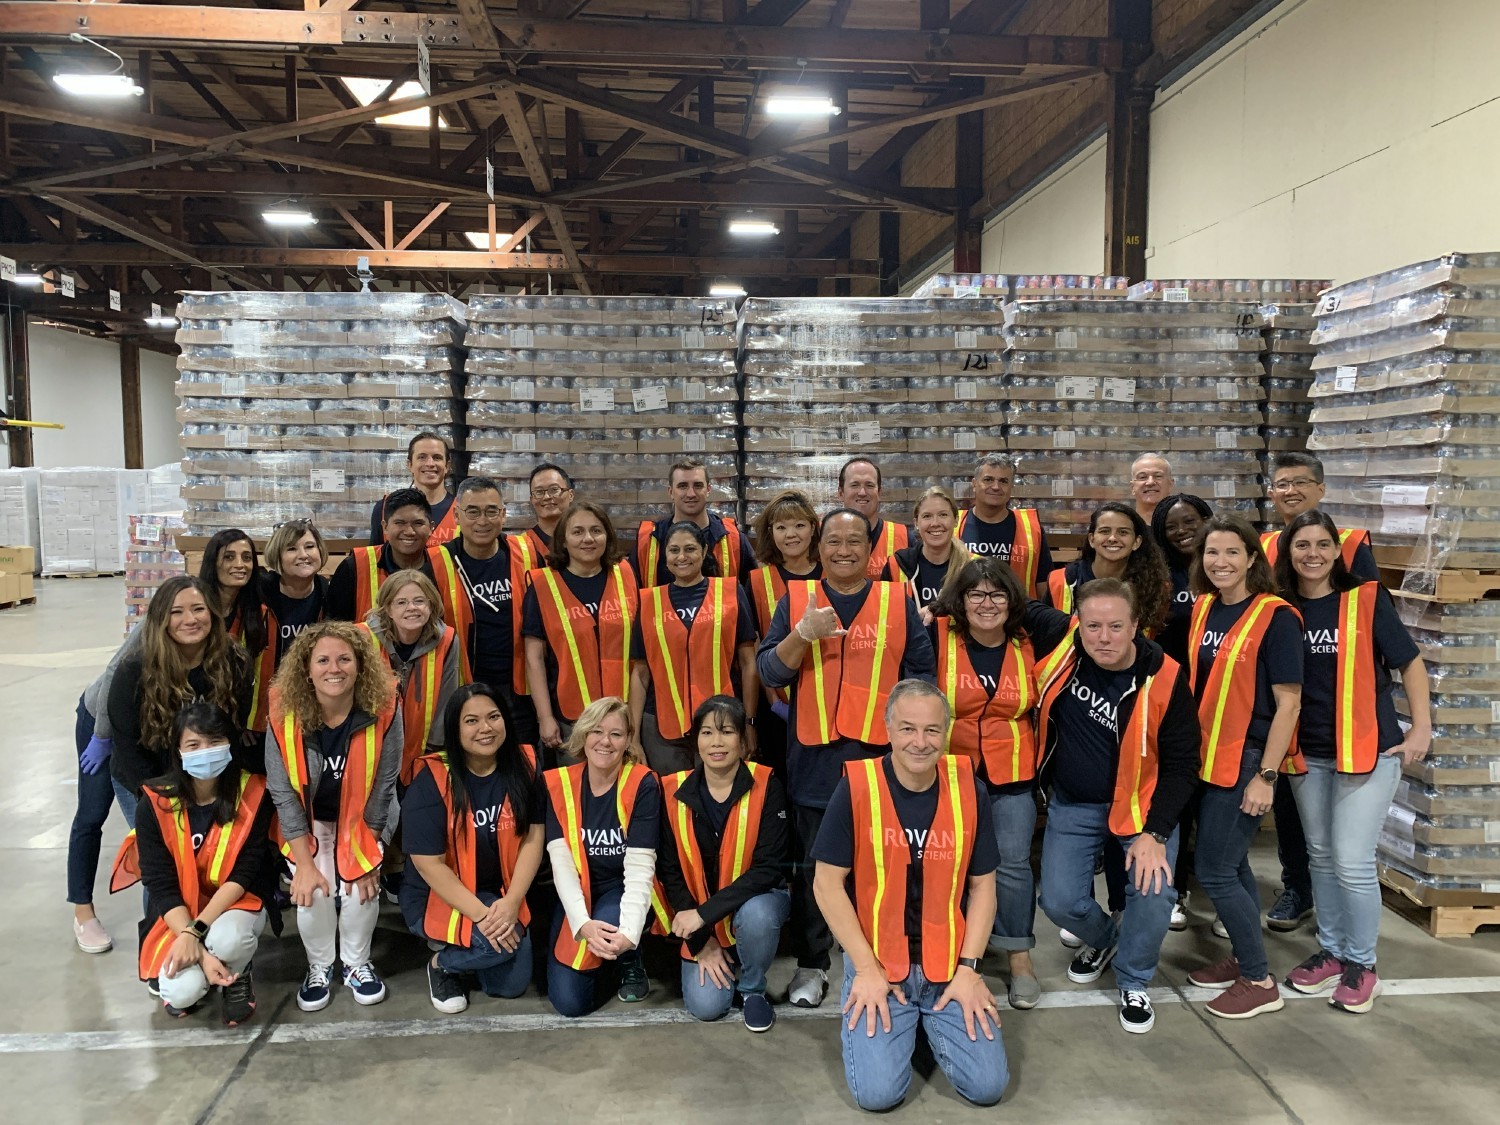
0, 545, 35, 574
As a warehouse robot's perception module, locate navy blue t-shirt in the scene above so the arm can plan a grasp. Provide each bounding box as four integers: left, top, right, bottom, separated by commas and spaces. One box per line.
891, 545, 950, 609
312, 712, 356, 822
813, 756, 998, 978
956, 509, 1054, 584
630, 580, 757, 717
1158, 566, 1195, 664
1297, 587, 1418, 760
263, 581, 325, 663
545, 770, 662, 901
187, 802, 216, 854
1193, 597, 1304, 751
1049, 658, 1135, 805
449, 540, 515, 683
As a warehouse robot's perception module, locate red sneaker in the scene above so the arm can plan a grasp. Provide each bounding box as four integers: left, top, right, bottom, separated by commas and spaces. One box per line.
1330, 963, 1381, 1013
1187, 955, 1241, 990
1285, 949, 1343, 994
1207, 977, 1285, 1020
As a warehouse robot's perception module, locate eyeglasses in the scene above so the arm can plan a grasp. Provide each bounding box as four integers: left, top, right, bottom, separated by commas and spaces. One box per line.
460, 505, 504, 520
391, 596, 429, 610
1271, 478, 1320, 492
964, 590, 1010, 605
531, 486, 572, 500
273, 518, 316, 531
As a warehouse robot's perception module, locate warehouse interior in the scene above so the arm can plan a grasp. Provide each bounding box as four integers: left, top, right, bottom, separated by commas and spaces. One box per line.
2, 0, 1500, 1121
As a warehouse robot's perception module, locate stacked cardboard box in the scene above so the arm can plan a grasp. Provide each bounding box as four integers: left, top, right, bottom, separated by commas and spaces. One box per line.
174, 291, 464, 539
38, 468, 156, 575
741, 298, 1008, 524
0, 545, 35, 608
1003, 299, 1266, 536
465, 295, 739, 533
124, 512, 186, 635
1305, 251, 1500, 908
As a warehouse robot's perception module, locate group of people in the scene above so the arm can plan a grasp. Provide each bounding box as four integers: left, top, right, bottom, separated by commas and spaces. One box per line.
62, 431, 1431, 1113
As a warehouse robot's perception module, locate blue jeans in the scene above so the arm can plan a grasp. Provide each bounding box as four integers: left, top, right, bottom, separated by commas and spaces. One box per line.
1196, 762, 1270, 980
988, 788, 1037, 952
1038, 793, 1178, 992
839, 953, 1009, 1112
67, 697, 138, 905
430, 892, 533, 998
680, 889, 790, 1021
547, 885, 637, 1018
1290, 755, 1401, 968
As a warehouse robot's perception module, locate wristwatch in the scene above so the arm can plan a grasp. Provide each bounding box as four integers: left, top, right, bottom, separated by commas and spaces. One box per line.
957, 957, 983, 973
1258, 767, 1279, 784
1148, 830, 1170, 846
186, 919, 209, 942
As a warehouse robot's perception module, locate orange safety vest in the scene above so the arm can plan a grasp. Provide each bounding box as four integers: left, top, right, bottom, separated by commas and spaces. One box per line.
748, 565, 792, 704
1187, 592, 1299, 786
110, 773, 268, 981
640, 578, 740, 740
1036, 646, 1180, 836
957, 508, 1043, 591
786, 580, 908, 747
865, 520, 911, 579
636, 517, 744, 588
229, 605, 276, 733
413, 747, 537, 946
1046, 567, 1074, 614
1261, 527, 1370, 571
352, 546, 383, 623
848, 754, 977, 984
530, 564, 639, 722
936, 618, 1037, 786
365, 621, 458, 786
522, 527, 552, 563
427, 545, 473, 685
270, 690, 395, 882
545, 761, 653, 971
429, 500, 459, 546
652, 763, 770, 960
430, 536, 537, 692
1283, 582, 1382, 776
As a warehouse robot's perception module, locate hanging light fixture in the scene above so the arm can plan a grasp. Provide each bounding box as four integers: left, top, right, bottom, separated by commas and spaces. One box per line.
52, 34, 144, 98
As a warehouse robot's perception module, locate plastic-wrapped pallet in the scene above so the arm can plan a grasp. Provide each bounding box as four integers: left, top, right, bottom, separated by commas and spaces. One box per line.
124, 512, 186, 636
1305, 252, 1500, 911
1003, 299, 1266, 537
465, 296, 739, 533
741, 298, 1007, 524
0, 467, 41, 570
1129, 278, 1329, 303
38, 468, 152, 575
1260, 303, 1319, 525
174, 291, 465, 540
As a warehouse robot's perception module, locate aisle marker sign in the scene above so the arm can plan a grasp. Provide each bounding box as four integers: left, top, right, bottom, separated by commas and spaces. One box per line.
109, 289, 122, 312
150, 302, 162, 320
417, 40, 432, 95
61, 274, 75, 298
0, 256, 14, 282
485, 157, 494, 201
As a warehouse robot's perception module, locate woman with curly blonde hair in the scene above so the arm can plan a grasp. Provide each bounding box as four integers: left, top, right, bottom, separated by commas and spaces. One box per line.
266, 621, 403, 1012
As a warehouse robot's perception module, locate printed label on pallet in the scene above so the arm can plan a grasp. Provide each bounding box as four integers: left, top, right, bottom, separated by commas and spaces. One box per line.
509, 327, 535, 348
1051, 479, 1074, 497
1162, 287, 1189, 303
955, 379, 980, 401
222, 376, 247, 397
1216, 380, 1239, 400
1052, 429, 1077, 449
954, 330, 979, 349
953, 432, 977, 451
579, 387, 616, 412
1334, 366, 1357, 392
683, 432, 706, 452
509, 379, 536, 401
846, 421, 881, 445
1214, 430, 1237, 449
681, 328, 706, 349
224, 480, 249, 500
632, 386, 668, 412
1054, 329, 1079, 349
684, 382, 707, 402
1381, 485, 1429, 507
514, 432, 537, 453
310, 469, 346, 494
224, 425, 248, 447
1214, 480, 1237, 498
1101, 378, 1135, 402
1057, 376, 1097, 400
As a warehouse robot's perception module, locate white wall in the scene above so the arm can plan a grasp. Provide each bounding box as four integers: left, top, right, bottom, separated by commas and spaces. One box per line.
1147, 0, 1500, 281
140, 349, 180, 469
980, 139, 1107, 276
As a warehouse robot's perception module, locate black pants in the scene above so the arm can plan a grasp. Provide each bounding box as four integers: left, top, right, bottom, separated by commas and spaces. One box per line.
1274, 773, 1311, 895
790, 804, 833, 971
1173, 784, 1202, 893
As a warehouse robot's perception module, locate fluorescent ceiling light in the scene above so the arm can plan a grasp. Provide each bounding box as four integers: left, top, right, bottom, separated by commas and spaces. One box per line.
764, 94, 840, 117
728, 219, 780, 237
709, 283, 746, 298
52, 72, 144, 98
464, 231, 512, 249
144, 316, 179, 328
12, 273, 45, 287
263, 208, 318, 227
340, 77, 449, 129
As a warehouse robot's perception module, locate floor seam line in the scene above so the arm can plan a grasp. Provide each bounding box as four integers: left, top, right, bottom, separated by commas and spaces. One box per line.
191, 989, 295, 1124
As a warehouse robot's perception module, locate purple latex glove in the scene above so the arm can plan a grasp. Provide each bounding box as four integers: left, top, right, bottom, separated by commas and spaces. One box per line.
80, 735, 113, 775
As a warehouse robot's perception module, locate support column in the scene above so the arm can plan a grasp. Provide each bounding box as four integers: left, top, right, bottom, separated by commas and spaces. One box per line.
953, 104, 984, 274
4, 309, 33, 467
1105, 0, 1153, 282
878, 212, 900, 297
120, 340, 143, 470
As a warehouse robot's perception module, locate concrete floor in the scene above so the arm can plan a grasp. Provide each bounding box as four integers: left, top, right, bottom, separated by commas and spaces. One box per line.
4, 578, 1499, 1124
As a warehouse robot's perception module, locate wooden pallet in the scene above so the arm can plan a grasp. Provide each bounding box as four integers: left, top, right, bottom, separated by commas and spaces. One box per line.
0, 596, 36, 611
43, 571, 124, 579
1379, 566, 1500, 602
1380, 878, 1500, 938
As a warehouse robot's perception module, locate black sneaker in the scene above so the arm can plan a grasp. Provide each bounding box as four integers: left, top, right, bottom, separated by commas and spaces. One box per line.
617, 956, 651, 1003
427, 959, 469, 1014
1067, 941, 1119, 984
742, 992, 775, 1033
222, 963, 256, 1026
1266, 887, 1314, 932
145, 977, 161, 999
380, 870, 404, 906
1119, 988, 1155, 1034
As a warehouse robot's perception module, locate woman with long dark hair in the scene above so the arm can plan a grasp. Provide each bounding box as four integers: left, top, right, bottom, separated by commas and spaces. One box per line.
1151, 494, 1214, 665
1047, 502, 1171, 635
400, 684, 546, 1013
200, 530, 272, 734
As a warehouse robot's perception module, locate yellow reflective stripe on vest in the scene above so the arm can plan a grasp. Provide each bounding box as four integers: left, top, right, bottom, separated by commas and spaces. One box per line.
804, 583, 832, 743
757, 568, 777, 624
514, 534, 534, 571
540, 568, 592, 705
643, 532, 660, 585
860, 758, 889, 966
346, 726, 380, 875
610, 565, 633, 703
419, 647, 439, 741
717, 534, 732, 576
1014, 510, 1037, 586
857, 582, 893, 742
1338, 588, 1363, 773
649, 588, 689, 731
1200, 597, 1275, 780
282, 712, 303, 791
942, 755, 966, 971
557, 773, 590, 969
943, 625, 959, 746
710, 580, 726, 695
205, 774, 250, 885
358, 548, 380, 603
1128, 673, 1154, 833
1007, 639, 1030, 777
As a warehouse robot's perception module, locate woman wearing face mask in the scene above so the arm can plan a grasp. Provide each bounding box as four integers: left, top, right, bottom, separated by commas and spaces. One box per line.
1274, 511, 1430, 1014
200, 530, 272, 737
522, 500, 640, 758
544, 697, 661, 1015
266, 622, 402, 1012
401, 685, 546, 1013
748, 490, 821, 776
928, 557, 1042, 1010
1184, 515, 1302, 1020
261, 518, 329, 669
110, 576, 250, 799
1047, 503, 1171, 637
885, 487, 971, 623
1151, 495, 1214, 665
628, 523, 760, 775
113, 703, 273, 1024
654, 695, 789, 1031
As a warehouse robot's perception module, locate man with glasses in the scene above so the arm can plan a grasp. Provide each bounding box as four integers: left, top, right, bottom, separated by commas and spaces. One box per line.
1129, 453, 1174, 526
330, 487, 436, 621
634, 458, 755, 588
757, 509, 935, 1010
370, 432, 458, 547
1257, 452, 1377, 934
956, 455, 1053, 599
525, 463, 575, 560
429, 476, 542, 745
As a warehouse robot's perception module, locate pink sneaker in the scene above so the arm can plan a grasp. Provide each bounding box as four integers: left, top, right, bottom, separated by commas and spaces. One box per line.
1330, 963, 1381, 1013
1285, 949, 1342, 994
73, 916, 113, 954
1187, 955, 1241, 990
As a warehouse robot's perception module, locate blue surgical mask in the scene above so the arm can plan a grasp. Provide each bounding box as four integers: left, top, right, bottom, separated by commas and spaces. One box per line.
181, 743, 234, 780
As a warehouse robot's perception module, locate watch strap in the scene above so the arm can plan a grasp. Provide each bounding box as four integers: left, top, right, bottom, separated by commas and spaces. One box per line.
957, 956, 982, 972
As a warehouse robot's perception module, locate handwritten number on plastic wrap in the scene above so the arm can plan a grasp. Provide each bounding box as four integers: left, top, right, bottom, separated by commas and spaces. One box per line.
962, 353, 990, 372
700, 306, 723, 327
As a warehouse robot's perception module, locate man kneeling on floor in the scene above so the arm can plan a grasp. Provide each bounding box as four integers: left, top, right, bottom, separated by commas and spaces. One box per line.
1035, 577, 1202, 1034
813, 679, 1009, 1112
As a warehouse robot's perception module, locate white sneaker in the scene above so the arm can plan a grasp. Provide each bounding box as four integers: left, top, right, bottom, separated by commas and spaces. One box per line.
1059, 928, 1083, 949
1170, 900, 1187, 931
73, 916, 113, 954
788, 967, 828, 1008
1212, 916, 1229, 939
